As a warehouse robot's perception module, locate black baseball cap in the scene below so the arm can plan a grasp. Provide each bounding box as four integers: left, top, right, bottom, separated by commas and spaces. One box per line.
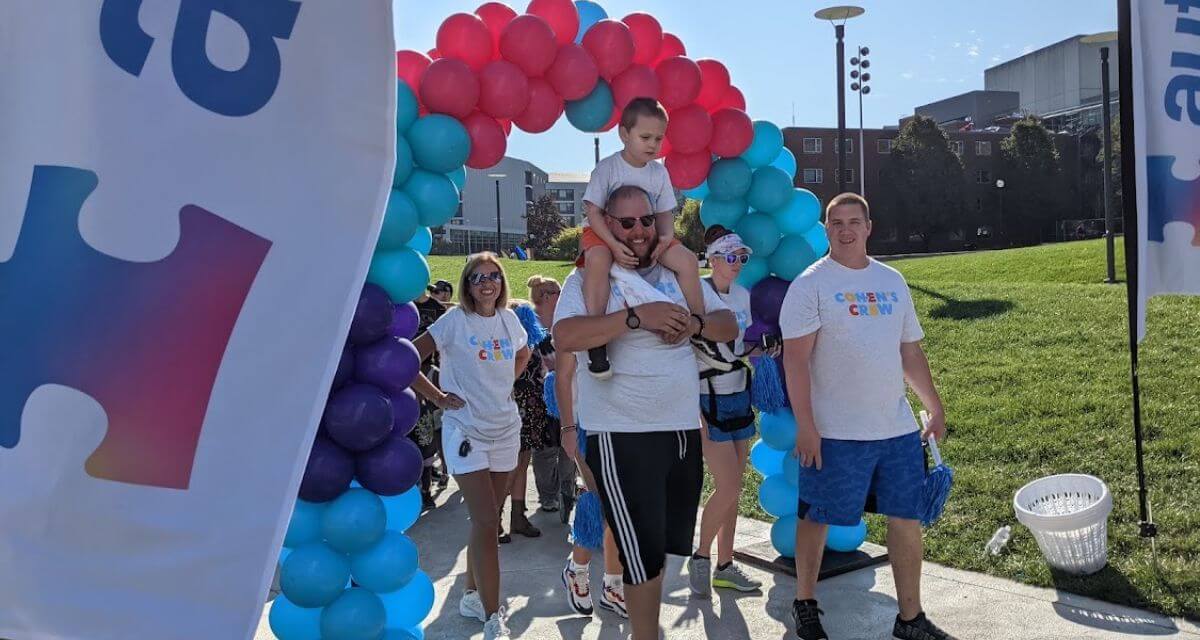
432, 280, 453, 293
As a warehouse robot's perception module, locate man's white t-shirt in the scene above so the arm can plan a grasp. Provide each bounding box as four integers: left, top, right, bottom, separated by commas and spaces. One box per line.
427, 306, 527, 440
779, 256, 925, 441
553, 265, 728, 433
701, 277, 752, 395
581, 152, 678, 227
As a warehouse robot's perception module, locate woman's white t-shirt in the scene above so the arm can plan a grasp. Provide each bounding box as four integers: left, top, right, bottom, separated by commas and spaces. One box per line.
701, 278, 752, 395
427, 306, 527, 440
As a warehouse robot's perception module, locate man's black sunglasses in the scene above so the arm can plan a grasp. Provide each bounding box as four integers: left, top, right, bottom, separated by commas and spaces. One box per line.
606, 212, 655, 230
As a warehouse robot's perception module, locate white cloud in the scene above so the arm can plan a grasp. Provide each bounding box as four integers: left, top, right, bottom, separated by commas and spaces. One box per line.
1002, 43, 1012, 50
953, 41, 962, 48
901, 72, 915, 80
968, 44, 981, 57
1022, 44, 1035, 54
991, 55, 1003, 63
937, 77, 949, 83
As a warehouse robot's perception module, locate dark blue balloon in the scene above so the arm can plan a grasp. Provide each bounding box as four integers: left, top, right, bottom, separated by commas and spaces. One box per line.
333, 343, 355, 390
391, 302, 419, 340
355, 431, 423, 496
322, 384, 394, 452
355, 337, 420, 394
299, 435, 356, 503
750, 276, 790, 325
388, 388, 420, 438
349, 284, 394, 345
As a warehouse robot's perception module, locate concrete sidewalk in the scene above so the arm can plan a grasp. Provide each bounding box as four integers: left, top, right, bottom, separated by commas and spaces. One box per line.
256, 476, 1199, 639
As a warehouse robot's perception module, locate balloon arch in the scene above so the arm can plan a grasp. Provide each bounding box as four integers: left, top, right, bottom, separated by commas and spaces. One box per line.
271, 2, 836, 639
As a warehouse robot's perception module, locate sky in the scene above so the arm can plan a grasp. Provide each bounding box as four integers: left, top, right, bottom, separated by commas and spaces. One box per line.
393, 0, 1117, 174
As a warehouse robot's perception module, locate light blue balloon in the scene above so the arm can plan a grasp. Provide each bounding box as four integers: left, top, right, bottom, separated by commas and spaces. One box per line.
771, 514, 798, 558
321, 588, 387, 640
750, 439, 786, 476
405, 226, 433, 255
280, 543, 351, 608
406, 115, 471, 174
368, 247, 430, 303
575, 1, 608, 44
269, 596, 323, 640
736, 212, 781, 256
403, 169, 460, 227
285, 500, 327, 549
446, 165, 466, 190
741, 121, 785, 169
378, 190, 420, 252
682, 180, 710, 201
380, 570, 435, 629
773, 189, 821, 236
748, 166, 795, 213
758, 472, 799, 518
383, 487, 422, 533
782, 451, 800, 487
393, 136, 414, 188
803, 223, 830, 256
565, 79, 614, 133
769, 233, 822, 281
736, 255, 770, 288
350, 531, 420, 594
321, 488, 387, 554
699, 197, 748, 229
759, 409, 797, 451
384, 628, 424, 640
279, 546, 292, 565
769, 147, 797, 178
826, 519, 868, 553
707, 158, 753, 201
396, 83, 419, 136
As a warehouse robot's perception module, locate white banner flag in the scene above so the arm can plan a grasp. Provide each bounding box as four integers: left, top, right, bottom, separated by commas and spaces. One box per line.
0, 2, 395, 639
1130, 0, 1200, 341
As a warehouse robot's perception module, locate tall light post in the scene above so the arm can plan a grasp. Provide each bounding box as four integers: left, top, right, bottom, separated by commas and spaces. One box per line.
815, 6, 865, 196
1083, 31, 1119, 283
488, 173, 506, 254
850, 46, 871, 197
995, 179, 1006, 247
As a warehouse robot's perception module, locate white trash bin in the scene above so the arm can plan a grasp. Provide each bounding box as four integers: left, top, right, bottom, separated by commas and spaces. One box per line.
1013, 473, 1113, 575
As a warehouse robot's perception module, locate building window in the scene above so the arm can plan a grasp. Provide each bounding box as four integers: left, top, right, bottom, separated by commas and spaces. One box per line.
803, 168, 823, 184
950, 141, 963, 155
557, 203, 574, 215
803, 137, 822, 154
554, 188, 574, 200
833, 138, 854, 154
877, 139, 893, 154
976, 141, 992, 156
976, 169, 991, 184
835, 169, 855, 183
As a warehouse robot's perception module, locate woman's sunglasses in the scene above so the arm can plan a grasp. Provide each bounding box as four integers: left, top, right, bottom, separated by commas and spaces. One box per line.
607, 213, 656, 230
714, 253, 751, 265
468, 272, 503, 286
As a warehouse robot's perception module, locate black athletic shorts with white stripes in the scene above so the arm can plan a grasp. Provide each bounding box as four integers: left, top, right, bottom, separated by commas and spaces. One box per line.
585, 429, 703, 585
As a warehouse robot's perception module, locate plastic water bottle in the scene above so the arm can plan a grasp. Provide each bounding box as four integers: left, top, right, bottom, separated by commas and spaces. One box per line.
985, 525, 1012, 556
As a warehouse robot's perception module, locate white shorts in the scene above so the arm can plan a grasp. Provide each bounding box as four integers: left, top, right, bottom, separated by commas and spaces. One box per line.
441, 420, 520, 475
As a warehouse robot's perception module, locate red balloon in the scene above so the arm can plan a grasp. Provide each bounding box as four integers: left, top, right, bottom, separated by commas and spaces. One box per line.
622, 13, 663, 67
514, 77, 564, 133
654, 56, 702, 109
437, 13, 493, 72
428, 48, 442, 60
695, 59, 731, 112
397, 50, 433, 94
666, 104, 713, 155
582, 20, 635, 81
717, 85, 747, 112
527, 0, 579, 46
611, 65, 659, 111
499, 118, 513, 135
475, 2, 517, 58
464, 112, 508, 169
657, 136, 673, 159
665, 149, 712, 189
656, 32, 687, 64
500, 14, 558, 77
545, 43, 599, 101
420, 58, 480, 119
601, 106, 621, 132
710, 108, 754, 157
479, 60, 531, 119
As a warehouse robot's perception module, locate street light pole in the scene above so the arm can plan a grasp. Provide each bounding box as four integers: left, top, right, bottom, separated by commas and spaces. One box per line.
995, 179, 1006, 247
488, 172, 507, 255
850, 47, 871, 197
1083, 31, 1119, 283
815, 7, 865, 196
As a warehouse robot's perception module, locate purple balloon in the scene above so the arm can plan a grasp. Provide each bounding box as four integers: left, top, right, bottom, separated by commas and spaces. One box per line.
355, 337, 420, 394
323, 384, 395, 452
299, 436, 356, 503
751, 276, 790, 327
333, 343, 355, 390
744, 319, 779, 347
355, 432, 424, 496
392, 302, 420, 340
350, 284, 394, 345
389, 388, 420, 438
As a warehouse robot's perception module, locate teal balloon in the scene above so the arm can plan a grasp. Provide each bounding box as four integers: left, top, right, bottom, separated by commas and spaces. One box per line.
393, 136, 413, 188
782, 451, 800, 487
269, 596, 323, 640
396, 83, 419, 135
758, 472, 799, 518
769, 147, 797, 178
284, 500, 327, 549
280, 543, 351, 608
403, 169, 459, 227
759, 409, 796, 451
803, 223, 830, 256
446, 165, 466, 190
384, 629, 424, 640
827, 519, 868, 552
741, 121, 785, 169
770, 233, 822, 281
735, 212, 781, 256
383, 487, 422, 533
368, 248, 430, 303
771, 515, 798, 558
575, 1, 608, 43
406, 226, 433, 255
378, 190, 420, 252
682, 181, 710, 200
747, 166, 794, 213
736, 255, 770, 288
565, 79, 614, 133
406, 115, 471, 174
380, 569, 435, 629
750, 439, 786, 476
350, 531, 420, 594
321, 488, 387, 554
707, 158, 753, 201
774, 189, 821, 236
699, 197, 748, 229
321, 588, 386, 640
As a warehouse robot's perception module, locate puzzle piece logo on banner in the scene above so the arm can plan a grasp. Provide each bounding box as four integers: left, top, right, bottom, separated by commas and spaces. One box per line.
0, 166, 271, 489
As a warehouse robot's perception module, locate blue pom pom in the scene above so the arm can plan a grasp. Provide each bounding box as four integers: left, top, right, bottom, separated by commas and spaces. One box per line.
513, 303, 547, 345
572, 491, 604, 551
751, 355, 788, 413
543, 371, 560, 419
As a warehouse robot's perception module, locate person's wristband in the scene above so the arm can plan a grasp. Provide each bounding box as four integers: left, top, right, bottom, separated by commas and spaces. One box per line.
561, 424, 578, 432
691, 313, 705, 337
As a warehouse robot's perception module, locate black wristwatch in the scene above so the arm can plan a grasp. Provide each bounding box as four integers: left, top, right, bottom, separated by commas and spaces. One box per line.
625, 306, 641, 329
691, 313, 705, 337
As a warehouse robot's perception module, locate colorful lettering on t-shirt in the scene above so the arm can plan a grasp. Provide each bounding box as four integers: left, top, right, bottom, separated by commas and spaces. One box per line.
468, 335, 514, 361
833, 291, 900, 317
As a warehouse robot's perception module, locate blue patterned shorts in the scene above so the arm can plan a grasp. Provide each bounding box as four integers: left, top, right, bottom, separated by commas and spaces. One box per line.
797, 431, 924, 526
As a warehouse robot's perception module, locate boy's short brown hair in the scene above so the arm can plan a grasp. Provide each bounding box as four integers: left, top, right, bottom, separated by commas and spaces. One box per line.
619, 97, 668, 131
824, 192, 871, 221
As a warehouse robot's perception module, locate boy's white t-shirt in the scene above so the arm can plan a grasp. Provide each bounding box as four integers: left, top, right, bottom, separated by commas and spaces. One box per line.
779, 256, 925, 441
427, 306, 527, 440
700, 278, 752, 395
581, 152, 678, 227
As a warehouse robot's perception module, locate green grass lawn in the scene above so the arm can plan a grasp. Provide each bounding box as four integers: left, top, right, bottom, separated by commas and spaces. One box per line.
429, 240, 1200, 619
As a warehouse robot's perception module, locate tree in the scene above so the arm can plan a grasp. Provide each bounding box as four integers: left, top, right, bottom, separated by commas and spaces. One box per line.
523, 194, 566, 253
543, 227, 581, 261
1098, 114, 1123, 219
880, 116, 964, 251
675, 198, 704, 253
1000, 116, 1066, 245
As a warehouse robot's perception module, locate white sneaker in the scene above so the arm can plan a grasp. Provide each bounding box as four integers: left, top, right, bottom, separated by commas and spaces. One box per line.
561, 557, 594, 616
459, 589, 486, 622
598, 580, 628, 619
483, 607, 511, 640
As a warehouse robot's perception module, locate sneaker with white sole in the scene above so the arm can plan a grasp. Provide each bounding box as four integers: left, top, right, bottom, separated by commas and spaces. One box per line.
561, 558, 594, 616
459, 589, 486, 622
598, 580, 628, 618
712, 561, 763, 592
687, 555, 712, 598
483, 607, 511, 640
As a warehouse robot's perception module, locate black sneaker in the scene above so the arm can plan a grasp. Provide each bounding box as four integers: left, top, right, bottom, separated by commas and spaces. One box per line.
421, 493, 436, 511
587, 346, 613, 380
791, 599, 828, 640
893, 612, 957, 640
